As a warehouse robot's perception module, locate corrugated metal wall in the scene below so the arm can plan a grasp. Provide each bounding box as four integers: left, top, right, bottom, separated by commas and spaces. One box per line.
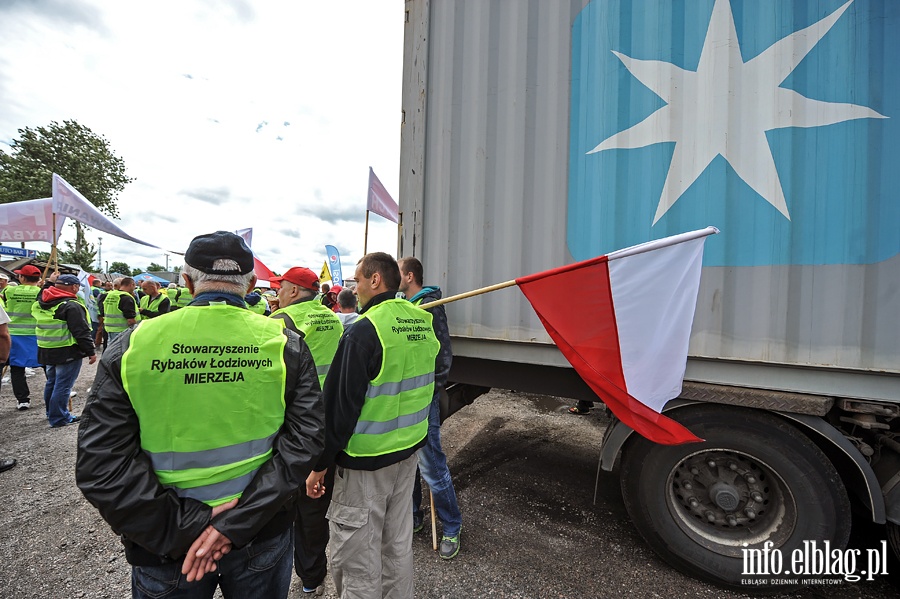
400, 0, 899, 382
402, 0, 589, 352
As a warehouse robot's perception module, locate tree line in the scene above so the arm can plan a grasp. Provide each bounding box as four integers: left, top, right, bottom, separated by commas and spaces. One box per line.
0, 120, 132, 270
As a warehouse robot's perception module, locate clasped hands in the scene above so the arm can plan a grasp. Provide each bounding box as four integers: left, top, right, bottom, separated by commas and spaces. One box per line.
181, 498, 238, 582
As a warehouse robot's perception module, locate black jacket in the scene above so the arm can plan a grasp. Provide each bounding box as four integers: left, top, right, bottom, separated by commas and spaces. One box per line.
315, 291, 431, 473
35, 286, 96, 365
407, 286, 452, 391
75, 293, 324, 565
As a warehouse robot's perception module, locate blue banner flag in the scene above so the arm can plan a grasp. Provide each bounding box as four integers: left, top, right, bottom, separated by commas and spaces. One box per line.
325, 245, 343, 286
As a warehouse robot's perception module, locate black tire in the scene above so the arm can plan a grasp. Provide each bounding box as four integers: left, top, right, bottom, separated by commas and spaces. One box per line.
620, 404, 851, 592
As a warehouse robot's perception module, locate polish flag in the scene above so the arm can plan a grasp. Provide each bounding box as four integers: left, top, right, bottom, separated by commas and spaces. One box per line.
516, 227, 718, 445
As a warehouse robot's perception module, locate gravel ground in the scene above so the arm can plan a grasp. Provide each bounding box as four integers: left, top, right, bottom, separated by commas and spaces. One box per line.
1, 361, 897, 598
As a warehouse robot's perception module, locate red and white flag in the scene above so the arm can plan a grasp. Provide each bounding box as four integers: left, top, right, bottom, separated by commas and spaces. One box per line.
516, 227, 718, 445
366, 167, 399, 223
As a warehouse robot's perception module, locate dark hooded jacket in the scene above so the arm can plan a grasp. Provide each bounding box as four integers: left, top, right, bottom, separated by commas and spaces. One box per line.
35, 286, 96, 365
244, 291, 270, 315
407, 285, 452, 390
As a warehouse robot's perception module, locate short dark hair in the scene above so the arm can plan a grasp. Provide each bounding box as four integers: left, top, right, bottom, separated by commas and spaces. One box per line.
121, 277, 135, 287
358, 252, 401, 291
337, 288, 356, 309
399, 256, 423, 286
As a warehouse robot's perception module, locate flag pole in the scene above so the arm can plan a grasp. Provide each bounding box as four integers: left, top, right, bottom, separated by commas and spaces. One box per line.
418, 228, 719, 310
44, 212, 59, 279
419, 279, 517, 309
363, 210, 370, 255
397, 212, 403, 258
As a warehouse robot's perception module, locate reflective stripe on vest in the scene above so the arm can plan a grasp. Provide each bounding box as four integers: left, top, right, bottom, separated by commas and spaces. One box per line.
32, 299, 87, 348
344, 299, 439, 458
122, 304, 288, 506
102, 291, 130, 332
5, 285, 40, 335
271, 299, 343, 388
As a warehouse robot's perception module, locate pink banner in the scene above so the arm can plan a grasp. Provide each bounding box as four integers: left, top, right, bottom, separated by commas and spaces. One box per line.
0, 197, 65, 243
366, 167, 399, 223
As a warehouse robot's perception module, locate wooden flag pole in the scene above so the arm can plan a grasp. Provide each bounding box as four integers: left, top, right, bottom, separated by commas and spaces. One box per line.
44, 213, 59, 280
430, 487, 438, 551
418, 279, 517, 310
363, 210, 370, 255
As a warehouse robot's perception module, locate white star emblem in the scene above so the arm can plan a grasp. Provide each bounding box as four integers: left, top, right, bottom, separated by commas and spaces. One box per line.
588, 0, 887, 224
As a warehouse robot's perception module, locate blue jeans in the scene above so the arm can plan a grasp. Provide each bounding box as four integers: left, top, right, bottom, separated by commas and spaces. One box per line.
131, 528, 292, 599
44, 360, 82, 427
412, 392, 462, 536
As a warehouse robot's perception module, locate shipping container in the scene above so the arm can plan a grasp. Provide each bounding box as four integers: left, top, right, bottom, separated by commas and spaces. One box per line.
400, 0, 900, 590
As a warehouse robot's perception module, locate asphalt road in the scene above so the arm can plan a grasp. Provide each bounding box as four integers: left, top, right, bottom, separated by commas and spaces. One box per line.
1, 365, 897, 598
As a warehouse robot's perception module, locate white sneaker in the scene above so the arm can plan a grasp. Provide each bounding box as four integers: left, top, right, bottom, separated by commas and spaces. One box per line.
24, 368, 35, 377
17, 402, 30, 411
1, 376, 9, 383
70, 391, 77, 398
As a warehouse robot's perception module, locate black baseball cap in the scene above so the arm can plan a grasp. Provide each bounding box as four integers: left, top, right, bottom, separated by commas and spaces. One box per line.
184, 231, 254, 275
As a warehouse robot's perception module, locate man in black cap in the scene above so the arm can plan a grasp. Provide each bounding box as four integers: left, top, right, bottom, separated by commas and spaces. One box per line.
33, 273, 97, 427
77, 231, 325, 599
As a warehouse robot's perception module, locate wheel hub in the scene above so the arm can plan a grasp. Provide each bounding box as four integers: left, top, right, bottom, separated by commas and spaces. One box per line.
666, 450, 795, 557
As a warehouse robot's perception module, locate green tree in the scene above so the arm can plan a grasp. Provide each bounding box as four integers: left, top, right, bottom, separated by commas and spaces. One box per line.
59, 236, 97, 270
146, 262, 165, 272
109, 261, 132, 276
0, 120, 133, 257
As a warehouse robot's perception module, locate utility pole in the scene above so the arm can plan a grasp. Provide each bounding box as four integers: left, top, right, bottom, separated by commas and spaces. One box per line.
165, 253, 170, 271
97, 237, 103, 272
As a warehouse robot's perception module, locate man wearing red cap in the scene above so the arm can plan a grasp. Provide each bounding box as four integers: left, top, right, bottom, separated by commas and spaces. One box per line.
4, 264, 43, 411
270, 266, 343, 596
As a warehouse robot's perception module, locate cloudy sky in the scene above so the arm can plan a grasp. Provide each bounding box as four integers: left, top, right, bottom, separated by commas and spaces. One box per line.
0, 0, 404, 278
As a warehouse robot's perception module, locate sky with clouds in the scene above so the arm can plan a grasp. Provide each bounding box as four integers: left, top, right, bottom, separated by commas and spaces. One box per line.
0, 0, 404, 278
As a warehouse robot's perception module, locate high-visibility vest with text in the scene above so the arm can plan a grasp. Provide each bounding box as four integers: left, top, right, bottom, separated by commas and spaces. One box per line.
344, 299, 439, 458
271, 300, 343, 387
5, 284, 40, 336
122, 304, 287, 506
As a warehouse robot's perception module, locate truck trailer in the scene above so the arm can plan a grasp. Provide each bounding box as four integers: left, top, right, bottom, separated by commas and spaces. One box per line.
398, 0, 900, 590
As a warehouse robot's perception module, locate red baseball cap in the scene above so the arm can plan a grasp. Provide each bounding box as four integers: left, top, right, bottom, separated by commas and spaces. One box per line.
271, 267, 319, 291
14, 265, 41, 276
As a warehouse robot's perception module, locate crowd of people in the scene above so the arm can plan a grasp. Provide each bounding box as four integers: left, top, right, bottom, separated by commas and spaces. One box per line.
0, 231, 463, 599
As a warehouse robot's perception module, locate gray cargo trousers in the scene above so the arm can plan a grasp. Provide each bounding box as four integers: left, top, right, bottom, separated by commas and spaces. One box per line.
326, 453, 418, 598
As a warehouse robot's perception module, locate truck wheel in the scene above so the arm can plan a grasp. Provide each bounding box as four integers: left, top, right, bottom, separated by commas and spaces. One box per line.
620, 404, 850, 591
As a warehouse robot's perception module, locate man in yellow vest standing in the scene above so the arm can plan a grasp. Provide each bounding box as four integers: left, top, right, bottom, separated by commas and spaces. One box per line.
4, 264, 44, 411
138, 280, 171, 319
76, 231, 325, 598
270, 266, 343, 596
33, 274, 97, 427
399, 256, 461, 559
96, 277, 138, 345
306, 252, 439, 598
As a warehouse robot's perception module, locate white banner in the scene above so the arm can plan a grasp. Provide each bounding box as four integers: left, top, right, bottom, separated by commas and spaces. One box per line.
52, 173, 160, 249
